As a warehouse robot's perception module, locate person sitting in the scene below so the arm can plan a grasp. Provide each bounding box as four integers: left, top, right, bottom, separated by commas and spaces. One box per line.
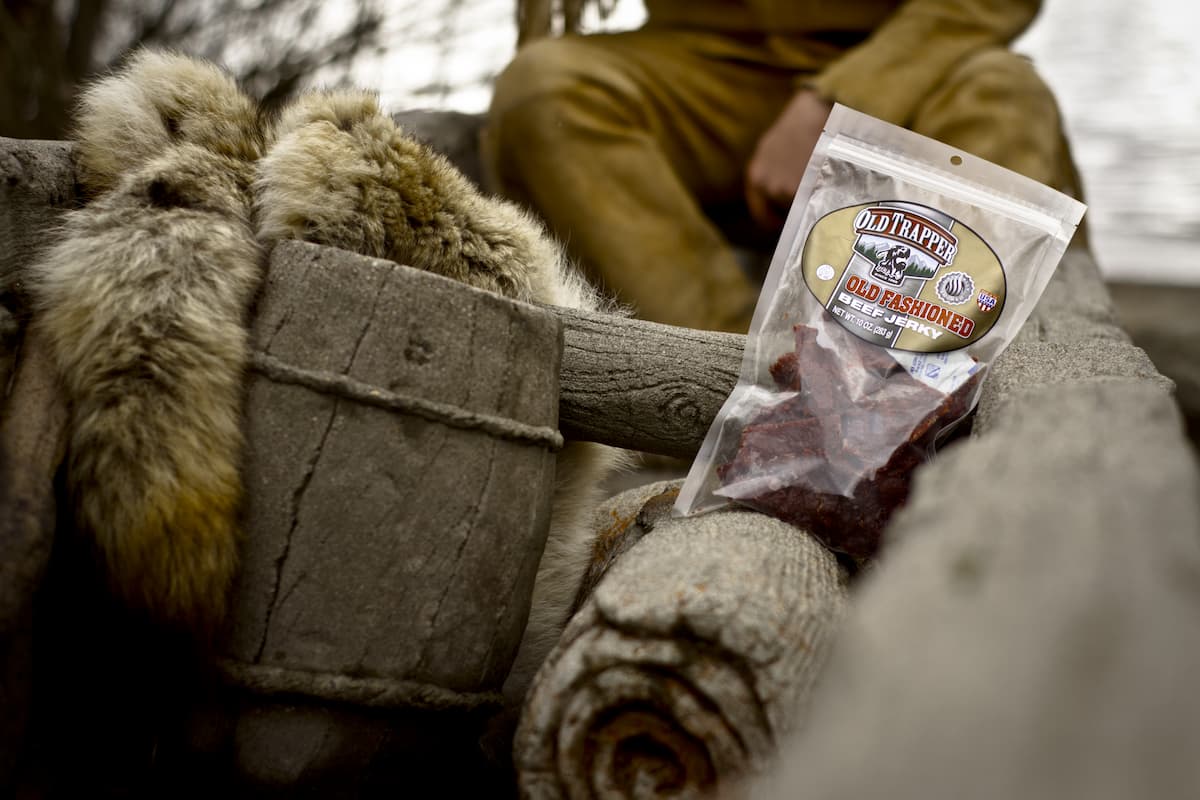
484, 0, 1084, 333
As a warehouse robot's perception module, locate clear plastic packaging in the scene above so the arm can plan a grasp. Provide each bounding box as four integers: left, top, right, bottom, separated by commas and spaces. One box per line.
675, 105, 1086, 558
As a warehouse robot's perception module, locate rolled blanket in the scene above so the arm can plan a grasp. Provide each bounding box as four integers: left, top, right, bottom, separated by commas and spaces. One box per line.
514, 480, 849, 798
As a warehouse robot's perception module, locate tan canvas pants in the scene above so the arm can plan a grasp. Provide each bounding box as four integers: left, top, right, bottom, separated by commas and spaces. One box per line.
485, 29, 1081, 332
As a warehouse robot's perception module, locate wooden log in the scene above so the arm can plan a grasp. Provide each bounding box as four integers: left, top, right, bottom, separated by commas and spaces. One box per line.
0, 136, 746, 462
225, 240, 561, 696
0, 328, 70, 785
0, 138, 76, 306
0, 330, 68, 618
217, 240, 565, 788
0, 137, 76, 409
0, 134, 746, 792
555, 307, 743, 459
514, 480, 849, 799
751, 248, 1200, 799
0, 134, 76, 795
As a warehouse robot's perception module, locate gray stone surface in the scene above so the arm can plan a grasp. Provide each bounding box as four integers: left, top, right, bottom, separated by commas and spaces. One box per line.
516, 480, 849, 799
0, 138, 75, 308
752, 247, 1200, 800
556, 307, 744, 458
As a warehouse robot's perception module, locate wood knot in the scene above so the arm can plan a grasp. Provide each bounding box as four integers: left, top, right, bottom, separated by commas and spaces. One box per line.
404, 335, 433, 365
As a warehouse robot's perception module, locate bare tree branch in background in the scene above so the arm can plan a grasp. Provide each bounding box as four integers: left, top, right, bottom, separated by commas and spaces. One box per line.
64, 1, 110, 82
0, 0, 383, 139
399, 0, 512, 108
1, 0, 75, 139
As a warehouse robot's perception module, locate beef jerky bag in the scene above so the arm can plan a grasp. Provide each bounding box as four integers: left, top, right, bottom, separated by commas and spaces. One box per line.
675, 104, 1086, 559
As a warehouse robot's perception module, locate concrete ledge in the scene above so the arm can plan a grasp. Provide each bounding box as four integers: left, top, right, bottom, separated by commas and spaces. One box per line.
753, 246, 1200, 798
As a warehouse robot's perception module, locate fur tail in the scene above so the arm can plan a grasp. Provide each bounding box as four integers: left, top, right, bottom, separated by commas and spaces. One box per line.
32, 53, 264, 638
73, 49, 264, 196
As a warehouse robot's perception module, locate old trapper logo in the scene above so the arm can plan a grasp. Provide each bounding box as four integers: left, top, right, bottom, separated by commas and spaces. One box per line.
853, 207, 959, 286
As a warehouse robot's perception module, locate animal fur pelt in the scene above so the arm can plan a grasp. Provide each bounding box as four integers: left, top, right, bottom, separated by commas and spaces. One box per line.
254, 89, 626, 702
72, 50, 263, 198
32, 51, 621, 692
28, 51, 265, 639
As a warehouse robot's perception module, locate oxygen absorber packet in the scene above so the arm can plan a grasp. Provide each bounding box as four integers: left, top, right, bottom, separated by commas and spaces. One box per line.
675, 104, 1086, 559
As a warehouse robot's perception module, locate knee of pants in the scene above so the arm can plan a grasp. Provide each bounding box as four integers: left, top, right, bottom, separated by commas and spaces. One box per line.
916, 48, 1074, 189
486, 37, 640, 192
490, 37, 596, 117
945, 49, 1060, 120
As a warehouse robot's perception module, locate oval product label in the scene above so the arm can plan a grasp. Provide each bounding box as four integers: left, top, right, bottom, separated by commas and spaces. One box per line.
801, 201, 1006, 353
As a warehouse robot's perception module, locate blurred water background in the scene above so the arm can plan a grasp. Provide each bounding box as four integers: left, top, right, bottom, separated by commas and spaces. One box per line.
1019, 0, 1200, 284
354, 0, 1200, 286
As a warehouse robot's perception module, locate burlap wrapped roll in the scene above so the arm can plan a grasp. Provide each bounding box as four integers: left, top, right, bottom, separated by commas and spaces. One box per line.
514, 480, 848, 799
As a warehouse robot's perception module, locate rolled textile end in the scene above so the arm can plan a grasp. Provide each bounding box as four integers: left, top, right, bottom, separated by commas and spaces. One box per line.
514, 482, 849, 798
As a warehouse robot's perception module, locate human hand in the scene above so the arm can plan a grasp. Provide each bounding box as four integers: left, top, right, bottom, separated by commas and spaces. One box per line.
744, 89, 833, 232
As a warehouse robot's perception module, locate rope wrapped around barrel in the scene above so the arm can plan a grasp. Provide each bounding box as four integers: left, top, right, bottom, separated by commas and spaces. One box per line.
250, 351, 564, 451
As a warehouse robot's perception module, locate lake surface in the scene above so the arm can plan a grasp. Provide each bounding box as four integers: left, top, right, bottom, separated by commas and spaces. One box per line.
364, 0, 1200, 284
1018, 0, 1200, 284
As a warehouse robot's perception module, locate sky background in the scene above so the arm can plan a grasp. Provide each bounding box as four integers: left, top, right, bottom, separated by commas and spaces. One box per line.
348, 0, 1200, 285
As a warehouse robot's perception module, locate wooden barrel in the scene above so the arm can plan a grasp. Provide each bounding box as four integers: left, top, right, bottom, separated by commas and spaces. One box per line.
214, 240, 562, 787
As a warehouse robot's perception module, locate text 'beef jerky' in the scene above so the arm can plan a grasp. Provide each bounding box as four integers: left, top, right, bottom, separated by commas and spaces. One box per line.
676, 105, 1086, 559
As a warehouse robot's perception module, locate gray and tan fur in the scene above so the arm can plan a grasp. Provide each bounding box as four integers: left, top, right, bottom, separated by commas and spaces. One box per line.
72, 49, 263, 198
255, 90, 625, 701
29, 51, 265, 638
32, 52, 620, 689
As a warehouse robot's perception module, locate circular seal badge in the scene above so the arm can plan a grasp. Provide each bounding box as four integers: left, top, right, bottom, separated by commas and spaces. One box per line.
936, 271, 975, 305
800, 201, 1006, 353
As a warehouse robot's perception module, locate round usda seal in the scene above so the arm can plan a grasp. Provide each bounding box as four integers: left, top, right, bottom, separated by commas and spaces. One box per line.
936, 271, 975, 305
